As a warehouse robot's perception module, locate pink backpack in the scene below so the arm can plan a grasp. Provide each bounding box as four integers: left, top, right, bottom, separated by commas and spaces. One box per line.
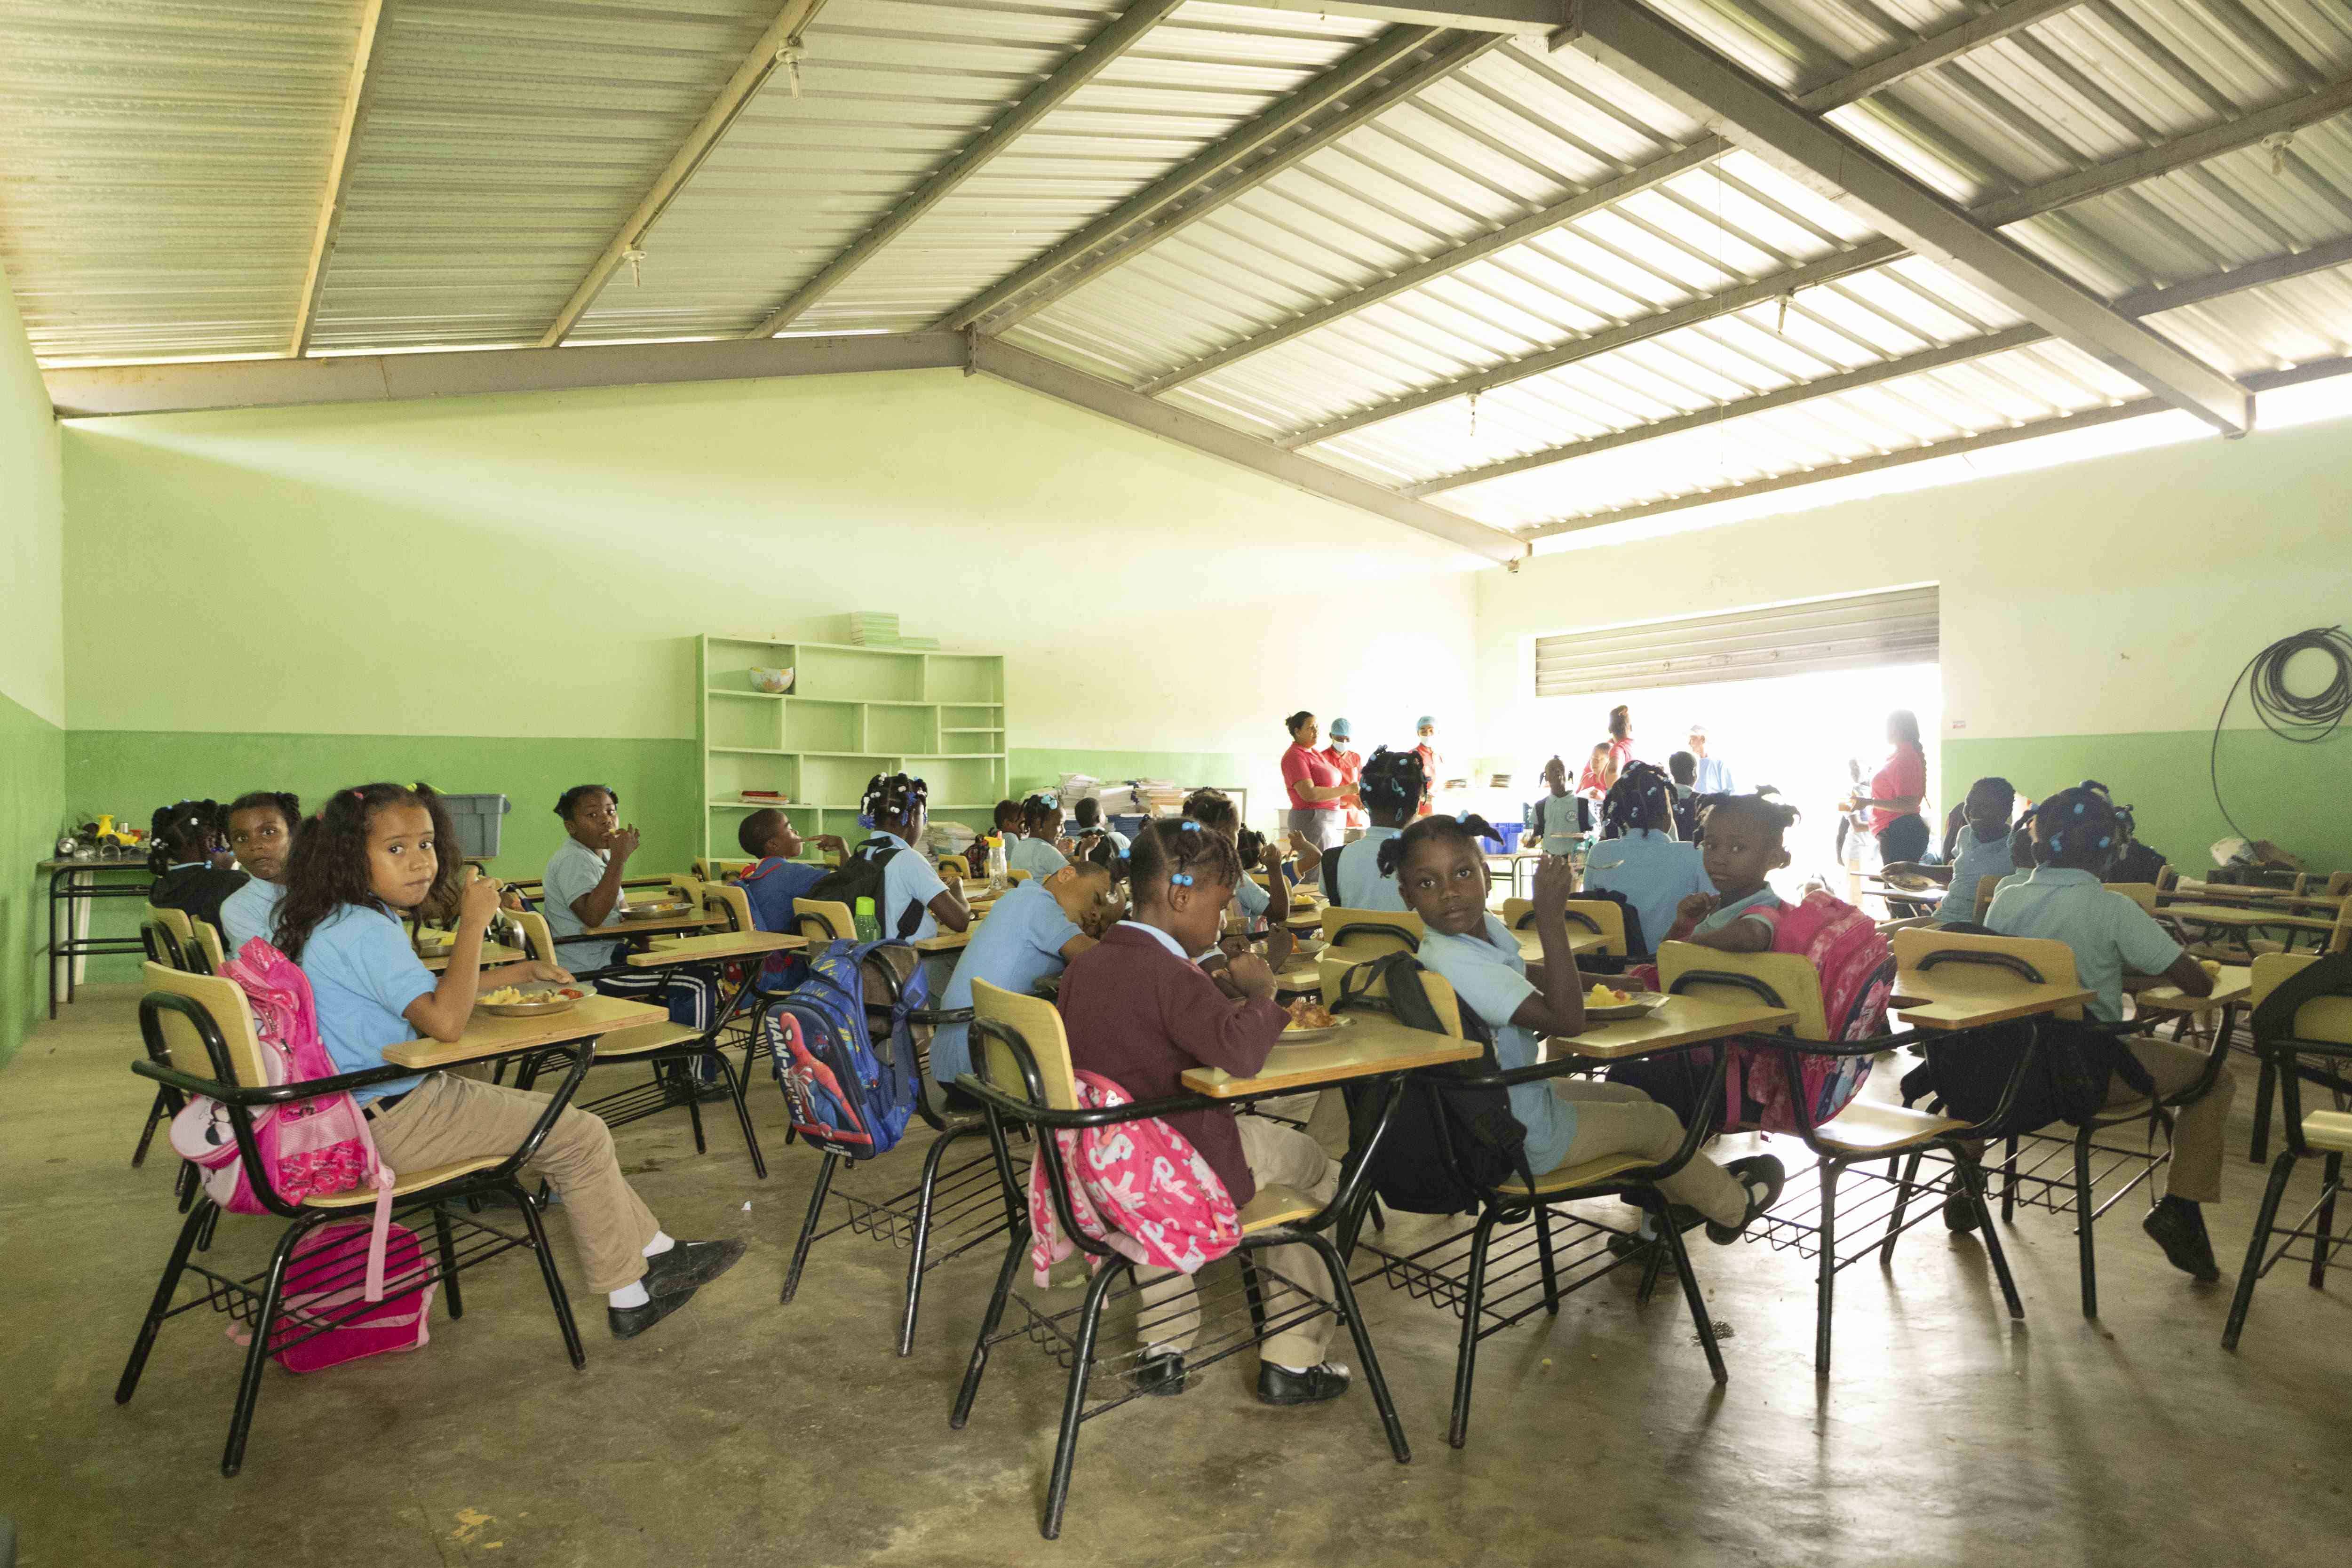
1027, 1071, 1243, 1285
268, 1221, 436, 1372
169, 938, 402, 1300
1720, 890, 1893, 1135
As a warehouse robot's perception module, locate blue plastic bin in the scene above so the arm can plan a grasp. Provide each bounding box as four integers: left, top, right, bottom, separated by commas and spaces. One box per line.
1478, 821, 1525, 855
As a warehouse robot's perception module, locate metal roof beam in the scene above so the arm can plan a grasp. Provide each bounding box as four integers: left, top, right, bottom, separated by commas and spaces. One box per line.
1521, 356, 2351, 541
1239, 0, 1565, 34
1553, 0, 2248, 433
937, 28, 1505, 334
1142, 0, 2082, 394
538, 0, 830, 348
45, 333, 968, 420
967, 337, 1527, 564
1277, 26, 2352, 450
746, 0, 1185, 339
290, 0, 390, 358
1409, 233, 2352, 495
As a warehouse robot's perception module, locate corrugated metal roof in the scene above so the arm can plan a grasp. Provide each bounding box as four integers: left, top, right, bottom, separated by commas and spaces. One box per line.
0, 0, 362, 363
7, 0, 2352, 537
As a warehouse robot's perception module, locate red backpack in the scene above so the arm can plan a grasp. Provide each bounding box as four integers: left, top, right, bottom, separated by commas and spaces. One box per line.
1720, 889, 1893, 1135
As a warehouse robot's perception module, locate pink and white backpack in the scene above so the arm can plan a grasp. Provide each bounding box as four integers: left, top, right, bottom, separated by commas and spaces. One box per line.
1720, 889, 1893, 1135
169, 937, 402, 1300
1027, 1070, 1243, 1285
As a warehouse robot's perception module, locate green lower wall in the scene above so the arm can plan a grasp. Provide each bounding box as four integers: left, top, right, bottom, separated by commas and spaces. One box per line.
62, 730, 701, 981
4, 692, 65, 1066
1945, 728, 2351, 875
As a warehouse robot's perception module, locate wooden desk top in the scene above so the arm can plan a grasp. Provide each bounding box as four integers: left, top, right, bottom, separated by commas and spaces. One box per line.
419, 940, 531, 973
383, 995, 665, 1068
2160, 902, 2338, 934
1182, 1011, 1480, 1099
1516, 929, 1608, 963
576, 910, 724, 939
625, 929, 805, 966
2134, 963, 2253, 1016
1542, 995, 1797, 1061
2168, 880, 2342, 911
912, 929, 972, 953
1890, 967, 2095, 1031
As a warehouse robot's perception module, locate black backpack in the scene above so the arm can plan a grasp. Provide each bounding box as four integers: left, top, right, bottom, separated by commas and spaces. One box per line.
1898, 1016, 2152, 1134
1332, 952, 1529, 1214
805, 837, 926, 940
1319, 842, 1351, 904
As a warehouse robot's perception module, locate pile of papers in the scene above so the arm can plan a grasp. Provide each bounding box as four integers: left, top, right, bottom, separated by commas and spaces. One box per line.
843, 611, 899, 645
1137, 780, 1185, 817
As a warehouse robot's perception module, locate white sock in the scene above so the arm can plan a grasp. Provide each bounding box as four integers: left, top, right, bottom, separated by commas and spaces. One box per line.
643, 1231, 675, 1258
1636, 1214, 1658, 1239
609, 1281, 649, 1309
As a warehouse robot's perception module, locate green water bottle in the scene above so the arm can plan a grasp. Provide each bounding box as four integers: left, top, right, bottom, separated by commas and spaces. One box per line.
853, 895, 882, 944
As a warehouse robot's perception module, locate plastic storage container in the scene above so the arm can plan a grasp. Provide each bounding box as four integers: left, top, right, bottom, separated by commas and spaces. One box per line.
437, 793, 511, 860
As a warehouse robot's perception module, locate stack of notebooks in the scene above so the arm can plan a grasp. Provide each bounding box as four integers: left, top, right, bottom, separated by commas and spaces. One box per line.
843, 611, 898, 645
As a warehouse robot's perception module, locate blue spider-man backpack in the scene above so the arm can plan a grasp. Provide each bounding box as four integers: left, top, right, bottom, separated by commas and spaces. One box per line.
764, 940, 927, 1160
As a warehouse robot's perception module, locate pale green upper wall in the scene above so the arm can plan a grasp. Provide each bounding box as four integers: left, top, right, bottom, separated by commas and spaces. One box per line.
1477, 411, 2352, 750
61, 369, 1481, 820
0, 255, 64, 726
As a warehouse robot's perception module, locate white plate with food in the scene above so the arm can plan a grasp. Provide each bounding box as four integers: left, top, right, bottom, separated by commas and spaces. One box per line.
1279, 1000, 1351, 1044
1583, 984, 1668, 1022
478, 985, 586, 1018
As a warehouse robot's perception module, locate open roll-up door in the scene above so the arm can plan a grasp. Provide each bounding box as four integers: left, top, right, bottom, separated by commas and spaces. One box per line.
1534, 586, 1939, 698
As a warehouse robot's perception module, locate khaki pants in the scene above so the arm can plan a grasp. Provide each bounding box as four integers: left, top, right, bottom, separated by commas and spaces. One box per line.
1548, 1079, 1750, 1228
1136, 1116, 1338, 1369
2116, 1037, 2235, 1204
366, 1074, 662, 1295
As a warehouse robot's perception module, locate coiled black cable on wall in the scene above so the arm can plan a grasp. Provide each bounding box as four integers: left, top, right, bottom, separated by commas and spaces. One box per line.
2209, 625, 2352, 841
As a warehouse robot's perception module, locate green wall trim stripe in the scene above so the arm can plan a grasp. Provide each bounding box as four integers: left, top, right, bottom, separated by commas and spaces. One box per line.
4, 690, 65, 1068
1944, 728, 2350, 876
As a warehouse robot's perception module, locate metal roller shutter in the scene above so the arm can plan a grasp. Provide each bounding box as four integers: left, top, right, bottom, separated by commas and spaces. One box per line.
1534, 586, 1939, 698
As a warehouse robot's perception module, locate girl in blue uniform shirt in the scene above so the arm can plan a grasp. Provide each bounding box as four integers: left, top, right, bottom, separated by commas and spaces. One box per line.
1006, 794, 1072, 881
1394, 814, 1783, 1241
273, 782, 743, 1337
1581, 763, 1710, 957
219, 790, 301, 955
850, 773, 970, 942
1319, 747, 1422, 912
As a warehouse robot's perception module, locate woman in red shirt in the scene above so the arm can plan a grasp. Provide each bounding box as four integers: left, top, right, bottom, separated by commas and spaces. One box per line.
1281, 711, 1349, 850
1851, 709, 1931, 864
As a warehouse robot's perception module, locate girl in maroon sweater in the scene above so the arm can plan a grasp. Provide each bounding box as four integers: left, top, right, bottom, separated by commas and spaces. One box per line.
1056, 820, 1348, 1407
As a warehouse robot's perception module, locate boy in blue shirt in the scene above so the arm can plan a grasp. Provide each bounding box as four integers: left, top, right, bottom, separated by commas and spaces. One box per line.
1883, 778, 2019, 926
1988, 787, 2225, 1280
733, 809, 844, 933
931, 860, 1119, 1088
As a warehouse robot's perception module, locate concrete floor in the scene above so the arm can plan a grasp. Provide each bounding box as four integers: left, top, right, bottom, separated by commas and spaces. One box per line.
3, 985, 2346, 1567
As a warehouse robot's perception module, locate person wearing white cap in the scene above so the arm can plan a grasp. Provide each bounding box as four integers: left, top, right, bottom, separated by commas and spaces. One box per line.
1687, 724, 1736, 796
1412, 716, 1440, 818
1321, 718, 1367, 832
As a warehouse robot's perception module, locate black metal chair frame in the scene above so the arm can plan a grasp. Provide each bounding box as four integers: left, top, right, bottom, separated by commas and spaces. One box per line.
1678, 950, 2030, 1377
514, 954, 770, 1179
2246, 1011, 2352, 1164
1343, 982, 1736, 1449
119, 992, 595, 1477
1985, 1001, 2238, 1319
949, 1013, 1411, 1539
2223, 987, 2352, 1350
778, 955, 1008, 1356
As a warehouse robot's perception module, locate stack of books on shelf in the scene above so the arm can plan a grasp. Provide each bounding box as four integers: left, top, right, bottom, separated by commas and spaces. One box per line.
843, 611, 899, 645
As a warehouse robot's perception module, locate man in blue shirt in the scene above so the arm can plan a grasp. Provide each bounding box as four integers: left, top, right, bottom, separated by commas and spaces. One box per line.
1686, 725, 1736, 796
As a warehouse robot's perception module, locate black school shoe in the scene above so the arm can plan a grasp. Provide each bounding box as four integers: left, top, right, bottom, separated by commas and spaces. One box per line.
1134, 1349, 1187, 1397
2143, 1196, 2222, 1282
1706, 1154, 1788, 1245
1256, 1362, 1350, 1406
644, 1238, 747, 1300
610, 1288, 699, 1340
1942, 1190, 1983, 1233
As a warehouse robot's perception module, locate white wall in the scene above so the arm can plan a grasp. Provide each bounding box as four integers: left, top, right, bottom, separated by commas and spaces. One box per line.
0, 255, 63, 725
60, 368, 1483, 815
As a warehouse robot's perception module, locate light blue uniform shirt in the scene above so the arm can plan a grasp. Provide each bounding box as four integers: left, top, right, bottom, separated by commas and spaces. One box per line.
1007, 835, 1069, 881
1583, 830, 1711, 955
1417, 915, 1575, 1177
220, 877, 286, 957
1235, 873, 1271, 920
1697, 884, 1782, 936
543, 837, 626, 969
1986, 867, 2183, 1022
1693, 756, 1736, 795
864, 830, 948, 942
1935, 824, 2017, 925
931, 882, 1086, 1083
298, 903, 433, 1106
1332, 825, 1407, 912
1530, 794, 1582, 857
